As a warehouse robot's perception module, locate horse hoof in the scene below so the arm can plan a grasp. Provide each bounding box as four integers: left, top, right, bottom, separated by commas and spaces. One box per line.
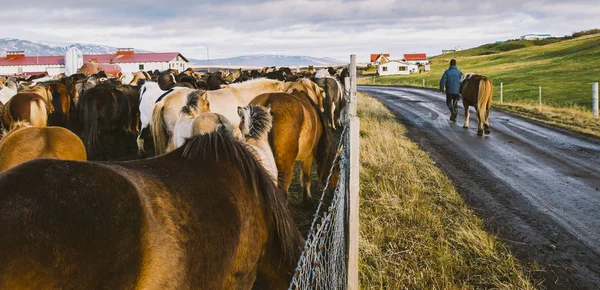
484, 129, 490, 135
477, 129, 483, 136
463, 125, 469, 128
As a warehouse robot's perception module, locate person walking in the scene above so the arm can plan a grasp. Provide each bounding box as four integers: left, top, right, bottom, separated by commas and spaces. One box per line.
439, 59, 463, 122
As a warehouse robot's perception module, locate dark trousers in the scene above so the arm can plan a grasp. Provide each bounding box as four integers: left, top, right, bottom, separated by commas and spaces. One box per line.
446, 94, 460, 115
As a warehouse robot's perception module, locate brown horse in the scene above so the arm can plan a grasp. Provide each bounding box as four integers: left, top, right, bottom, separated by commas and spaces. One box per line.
460, 73, 493, 136
284, 78, 326, 113
249, 91, 339, 207
0, 122, 86, 172
0, 132, 303, 289
1, 93, 53, 130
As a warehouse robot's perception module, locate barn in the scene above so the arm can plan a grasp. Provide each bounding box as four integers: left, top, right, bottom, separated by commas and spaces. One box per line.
0, 48, 189, 76
377, 61, 418, 76
403, 53, 429, 65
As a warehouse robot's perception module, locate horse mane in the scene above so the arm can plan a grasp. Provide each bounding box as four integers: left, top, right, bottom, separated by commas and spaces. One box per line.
181, 90, 205, 116
241, 105, 273, 139
0, 121, 32, 139
180, 132, 303, 264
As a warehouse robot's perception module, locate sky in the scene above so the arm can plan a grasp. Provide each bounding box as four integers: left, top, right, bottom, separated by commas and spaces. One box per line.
1, 0, 598, 63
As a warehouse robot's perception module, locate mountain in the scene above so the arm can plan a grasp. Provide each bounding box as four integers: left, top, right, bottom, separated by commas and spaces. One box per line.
0, 38, 149, 56
190, 54, 345, 67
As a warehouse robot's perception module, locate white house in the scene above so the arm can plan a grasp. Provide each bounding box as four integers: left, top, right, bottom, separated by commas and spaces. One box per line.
0, 48, 190, 76
377, 61, 418, 76
520, 34, 552, 40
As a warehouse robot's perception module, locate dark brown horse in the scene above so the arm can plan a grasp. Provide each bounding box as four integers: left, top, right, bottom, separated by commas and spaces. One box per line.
0, 132, 303, 289
460, 73, 493, 136
250, 91, 339, 207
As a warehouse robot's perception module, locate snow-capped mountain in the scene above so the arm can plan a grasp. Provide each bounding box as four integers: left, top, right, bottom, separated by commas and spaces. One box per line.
0, 38, 148, 56
191, 54, 345, 66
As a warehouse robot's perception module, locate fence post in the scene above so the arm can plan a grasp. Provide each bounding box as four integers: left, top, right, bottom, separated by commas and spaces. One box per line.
500, 82, 503, 104
347, 55, 360, 290
538, 86, 542, 112
593, 82, 598, 119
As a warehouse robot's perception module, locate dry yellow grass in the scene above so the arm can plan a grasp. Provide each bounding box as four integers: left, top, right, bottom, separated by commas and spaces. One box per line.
358, 93, 540, 289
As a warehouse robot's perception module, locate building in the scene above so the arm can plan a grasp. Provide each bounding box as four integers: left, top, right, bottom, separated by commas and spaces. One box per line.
403, 53, 428, 65
442, 49, 456, 54
0, 48, 189, 76
370, 53, 390, 64
520, 34, 552, 40
377, 61, 418, 76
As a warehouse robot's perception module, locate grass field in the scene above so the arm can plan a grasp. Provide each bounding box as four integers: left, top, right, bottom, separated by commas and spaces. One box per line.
358, 93, 540, 289
359, 33, 600, 110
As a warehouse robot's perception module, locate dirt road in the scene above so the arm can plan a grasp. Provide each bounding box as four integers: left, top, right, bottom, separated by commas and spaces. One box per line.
360, 85, 600, 289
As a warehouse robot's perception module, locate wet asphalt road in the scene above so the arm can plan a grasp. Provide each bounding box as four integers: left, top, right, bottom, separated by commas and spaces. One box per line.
360, 85, 600, 289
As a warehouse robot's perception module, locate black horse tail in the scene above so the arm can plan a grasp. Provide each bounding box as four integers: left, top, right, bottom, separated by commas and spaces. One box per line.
80, 96, 99, 159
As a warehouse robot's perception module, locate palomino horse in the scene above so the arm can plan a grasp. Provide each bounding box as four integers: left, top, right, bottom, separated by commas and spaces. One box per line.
0, 122, 86, 172
151, 78, 285, 155
284, 78, 326, 113
238, 104, 278, 185
171, 91, 219, 150
249, 90, 339, 207
0, 132, 303, 289
1, 93, 53, 130
460, 73, 493, 136
0, 80, 18, 104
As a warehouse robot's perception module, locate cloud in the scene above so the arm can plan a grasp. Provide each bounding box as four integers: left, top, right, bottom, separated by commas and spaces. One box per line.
1, 0, 598, 62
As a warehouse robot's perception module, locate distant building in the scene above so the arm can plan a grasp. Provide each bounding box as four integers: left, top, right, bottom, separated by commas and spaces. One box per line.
403, 53, 428, 65
370, 53, 390, 64
377, 60, 418, 76
442, 49, 456, 54
0, 48, 189, 76
520, 34, 552, 40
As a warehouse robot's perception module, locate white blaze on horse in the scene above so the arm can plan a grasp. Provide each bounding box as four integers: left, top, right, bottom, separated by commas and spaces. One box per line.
151, 78, 285, 155
460, 73, 493, 136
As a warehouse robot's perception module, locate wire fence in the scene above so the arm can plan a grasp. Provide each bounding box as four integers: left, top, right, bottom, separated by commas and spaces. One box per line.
288, 56, 360, 290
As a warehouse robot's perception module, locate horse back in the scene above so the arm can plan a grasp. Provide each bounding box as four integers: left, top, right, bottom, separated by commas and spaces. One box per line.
461, 74, 486, 106
0, 159, 144, 289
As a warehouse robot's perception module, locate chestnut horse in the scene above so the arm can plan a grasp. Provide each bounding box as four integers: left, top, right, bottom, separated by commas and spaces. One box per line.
0, 122, 86, 172
0, 132, 303, 289
284, 78, 326, 113
460, 73, 493, 136
1, 93, 53, 130
249, 90, 339, 207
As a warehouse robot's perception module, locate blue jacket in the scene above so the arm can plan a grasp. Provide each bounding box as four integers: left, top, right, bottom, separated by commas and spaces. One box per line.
439, 65, 463, 94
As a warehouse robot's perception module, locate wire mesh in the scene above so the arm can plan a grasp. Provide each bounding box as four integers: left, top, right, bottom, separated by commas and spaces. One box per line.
289, 81, 353, 290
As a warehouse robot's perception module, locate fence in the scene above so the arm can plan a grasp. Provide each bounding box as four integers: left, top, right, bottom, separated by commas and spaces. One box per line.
288, 55, 360, 289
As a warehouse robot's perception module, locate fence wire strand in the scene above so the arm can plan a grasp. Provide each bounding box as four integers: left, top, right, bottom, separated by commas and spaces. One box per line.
289, 82, 353, 290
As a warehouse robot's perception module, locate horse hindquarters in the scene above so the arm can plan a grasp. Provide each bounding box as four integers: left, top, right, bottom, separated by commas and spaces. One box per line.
28, 98, 48, 127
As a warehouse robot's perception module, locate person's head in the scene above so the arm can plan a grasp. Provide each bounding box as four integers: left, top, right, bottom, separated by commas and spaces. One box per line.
450, 59, 457, 66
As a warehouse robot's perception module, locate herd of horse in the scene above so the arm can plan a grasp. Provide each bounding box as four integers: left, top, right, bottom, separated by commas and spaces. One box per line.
0, 65, 349, 288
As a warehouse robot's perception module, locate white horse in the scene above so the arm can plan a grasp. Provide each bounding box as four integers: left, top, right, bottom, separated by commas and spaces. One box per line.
136, 81, 187, 157
314, 68, 330, 78
151, 78, 285, 155
237, 104, 278, 185
0, 80, 18, 105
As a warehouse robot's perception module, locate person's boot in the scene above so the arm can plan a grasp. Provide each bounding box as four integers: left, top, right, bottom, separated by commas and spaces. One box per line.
450, 112, 457, 122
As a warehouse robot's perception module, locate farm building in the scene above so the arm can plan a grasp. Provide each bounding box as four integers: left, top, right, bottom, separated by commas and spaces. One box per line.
370, 53, 390, 64
0, 48, 189, 76
520, 33, 552, 40
377, 61, 418, 76
403, 53, 428, 65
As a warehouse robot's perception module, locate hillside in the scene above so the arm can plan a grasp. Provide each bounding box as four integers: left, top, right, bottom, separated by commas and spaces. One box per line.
0, 38, 149, 56
362, 32, 600, 108
191, 54, 345, 66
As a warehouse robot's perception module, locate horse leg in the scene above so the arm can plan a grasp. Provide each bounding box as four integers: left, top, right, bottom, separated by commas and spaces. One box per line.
137, 126, 147, 158
330, 102, 336, 130
484, 102, 491, 135
463, 104, 470, 128
301, 155, 315, 208
476, 108, 484, 136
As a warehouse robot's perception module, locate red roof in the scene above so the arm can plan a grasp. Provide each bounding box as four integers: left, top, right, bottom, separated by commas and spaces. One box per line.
403, 53, 427, 61
0, 52, 187, 67
370, 54, 390, 62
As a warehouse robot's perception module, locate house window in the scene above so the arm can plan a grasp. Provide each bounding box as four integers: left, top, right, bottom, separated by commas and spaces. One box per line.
399, 67, 406, 71
139, 64, 144, 70
382, 67, 388, 72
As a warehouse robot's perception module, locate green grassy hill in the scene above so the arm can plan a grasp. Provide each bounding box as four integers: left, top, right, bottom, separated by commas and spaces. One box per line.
361, 32, 600, 109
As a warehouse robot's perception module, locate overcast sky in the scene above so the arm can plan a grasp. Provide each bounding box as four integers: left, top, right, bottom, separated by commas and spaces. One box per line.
1, 0, 598, 63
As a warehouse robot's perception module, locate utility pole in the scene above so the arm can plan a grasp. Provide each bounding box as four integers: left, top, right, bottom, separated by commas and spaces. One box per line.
206, 46, 210, 73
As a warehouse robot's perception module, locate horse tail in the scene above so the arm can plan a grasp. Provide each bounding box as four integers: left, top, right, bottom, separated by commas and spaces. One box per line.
477, 77, 493, 123
151, 101, 168, 155
302, 92, 337, 185
29, 98, 48, 127
80, 96, 99, 157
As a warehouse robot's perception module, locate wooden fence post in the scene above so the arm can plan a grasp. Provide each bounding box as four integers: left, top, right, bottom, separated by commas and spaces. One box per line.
538, 86, 542, 112
500, 82, 503, 104
593, 82, 599, 119
347, 55, 360, 290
